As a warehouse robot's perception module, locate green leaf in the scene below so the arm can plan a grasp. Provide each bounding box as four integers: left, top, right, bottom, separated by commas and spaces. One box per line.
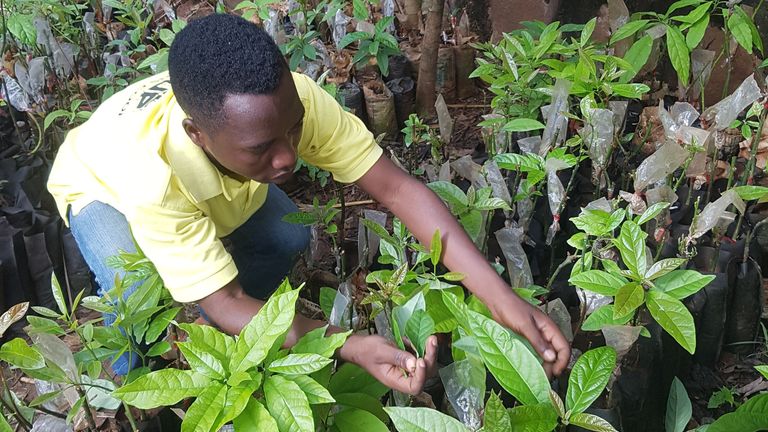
282, 212, 318, 225
264, 375, 314, 432
146, 341, 171, 357
647, 290, 696, 354
384, 407, 469, 432
666, 377, 692, 432
569, 412, 619, 432
405, 310, 435, 358
615, 221, 647, 278
733, 185, 768, 201
145, 307, 180, 344
335, 408, 390, 432
666, 25, 690, 87
430, 229, 442, 267
180, 383, 227, 432
51, 274, 68, 317
569, 270, 628, 296
581, 18, 597, 45
708, 387, 736, 409
483, 392, 511, 431
178, 323, 234, 367
233, 399, 279, 432
503, 118, 547, 132
728, 6, 753, 54
610, 20, 650, 45
0, 302, 29, 338
653, 270, 714, 300
507, 403, 560, 431
113, 370, 212, 409
427, 181, 468, 210
230, 288, 300, 373
622, 35, 653, 82
6, 14, 35, 47
566, 347, 617, 414
291, 326, 350, 358
645, 258, 687, 280
352, 0, 368, 20
329, 363, 388, 399
707, 393, 768, 432
282, 375, 334, 404
740, 393, 768, 414
66, 396, 85, 425
465, 310, 549, 405
582, 305, 632, 331
333, 392, 388, 422
666, 0, 703, 16
686, 15, 709, 50
267, 353, 332, 375
638, 202, 671, 225
319, 287, 336, 318
609, 83, 651, 99
0, 338, 44, 369
756, 365, 768, 380
177, 341, 226, 380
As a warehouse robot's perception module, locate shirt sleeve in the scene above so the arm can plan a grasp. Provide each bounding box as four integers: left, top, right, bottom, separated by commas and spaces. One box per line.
295, 74, 383, 184
128, 201, 238, 303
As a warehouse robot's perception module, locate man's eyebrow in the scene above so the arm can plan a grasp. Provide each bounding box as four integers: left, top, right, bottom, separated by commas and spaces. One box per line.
245, 139, 273, 150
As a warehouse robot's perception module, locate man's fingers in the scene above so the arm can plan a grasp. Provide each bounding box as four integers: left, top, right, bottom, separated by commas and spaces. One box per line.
423, 336, 438, 375
524, 314, 556, 363
390, 345, 417, 373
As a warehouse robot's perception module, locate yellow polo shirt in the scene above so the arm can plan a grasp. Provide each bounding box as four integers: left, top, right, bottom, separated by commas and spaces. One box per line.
48, 71, 382, 302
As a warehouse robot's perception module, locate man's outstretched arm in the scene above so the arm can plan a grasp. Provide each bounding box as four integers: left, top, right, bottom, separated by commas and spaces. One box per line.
356, 154, 571, 376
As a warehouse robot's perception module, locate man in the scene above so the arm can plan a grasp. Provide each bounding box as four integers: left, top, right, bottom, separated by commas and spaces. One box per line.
48, 13, 569, 394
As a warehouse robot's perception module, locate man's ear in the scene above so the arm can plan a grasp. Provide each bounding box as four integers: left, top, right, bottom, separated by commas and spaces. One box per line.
182, 118, 207, 149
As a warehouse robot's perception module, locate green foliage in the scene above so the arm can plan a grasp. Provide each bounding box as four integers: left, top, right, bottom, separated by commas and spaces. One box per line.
666, 377, 691, 432
339, 17, 400, 76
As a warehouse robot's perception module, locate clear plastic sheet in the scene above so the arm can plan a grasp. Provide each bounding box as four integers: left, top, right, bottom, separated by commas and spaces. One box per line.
31, 415, 71, 432
609, 101, 628, 133
583, 108, 614, 185
585, 197, 613, 213
495, 222, 534, 289
438, 160, 452, 181
14, 58, 46, 106
82, 12, 97, 48
382, 0, 396, 33
451, 155, 486, 189
545, 158, 569, 244
518, 135, 544, 156
483, 161, 512, 206
701, 74, 762, 130
645, 185, 678, 206
374, 310, 394, 342
690, 188, 746, 239
671, 102, 700, 128
541, 79, 573, 152
602, 325, 642, 362
357, 209, 388, 269
481, 113, 509, 153
30, 333, 78, 382
516, 183, 534, 231
620, 190, 647, 215
542, 298, 573, 343
678, 126, 711, 177
689, 49, 716, 99
439, 358, 485, 430
579, 288, 613, 315
328, 282, 358, 329
332, 10, 350, 49
436, 94, 454, 144
633, 141, 689, 192
1, 73, 32, 111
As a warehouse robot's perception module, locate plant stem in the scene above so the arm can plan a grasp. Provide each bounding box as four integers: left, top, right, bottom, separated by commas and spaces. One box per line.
75, 385, 98, 432
739, 106, 768, 185
545, 254, 578, 292
123, 402, 139, 432
0, 369, 31, 431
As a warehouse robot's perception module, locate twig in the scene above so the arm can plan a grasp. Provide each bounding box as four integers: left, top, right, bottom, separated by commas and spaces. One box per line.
298, 199, 375, 211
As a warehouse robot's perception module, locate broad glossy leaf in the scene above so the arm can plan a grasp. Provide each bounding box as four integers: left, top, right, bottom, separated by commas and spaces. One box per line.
112, 369, 212, 409
732, 185, 768, 201
483, 392, 511, 431
430, 229, 442, 267
145, 307, 180, 344
550, 389, 565, 418
0, 302, 28, 338
427, 181, 468, 210
466, 310, 549, 405
508, 403, 559, 432
328, 363, 388, 399
637, 202, 670, 225
405, 310, 435, 358
728, 6, 753, 54
0, 338, 44, 369
283, 375, 334, 404
233, 399, 278, 432
333, 393, 388, 422
335, 408, 389, 432
647, 290, 696, 354
213, 383, 259, 430
384, 407, 469, 432
569, 270, 627, 296
739, 393, 768, 414
666, 25, 690, 86
503, 118, 546, 132
622, 35, 653, 82
666, 377, 691, 432
566, 347, 617, 414
613, 283, 645, 319
645, 258, 686, 280
686, 15, 709, 50
569, 412, 619, 432
610, 20, 649, 45
178, 323, 234, 366
291, 326, 350, 358
264, 375, 313, 432
268, 353, 332, 375
177, 341, 226, 379
582, 305, 633, 331
756, 365, 768, 380
181, 382, 226, 432
653, 270, 714, 299
230, 289, 300, 373
707, 399, 768, 432
615, 221, 647, 278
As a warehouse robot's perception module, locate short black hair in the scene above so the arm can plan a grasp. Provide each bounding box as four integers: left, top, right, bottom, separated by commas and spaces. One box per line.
168, 14, 286, 130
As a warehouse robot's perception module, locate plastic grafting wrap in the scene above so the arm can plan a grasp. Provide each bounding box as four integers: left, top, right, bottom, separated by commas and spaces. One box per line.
671, 102, 700, 129
583, 108, 615, 169
633, 140, 689, 192
677, 126, 711, 178
1, 73, 32, 111
516, 183, 535, 231
451, 155, 487, 189
541, 298, 573, 342
579, 288, 613, 315
14, 58, 46, 106
481, 113, 509, 153
545, 158, 569, 244
357, 210, 388, 269
690, 49, 716, 95
602, 325, 643, 361
328, 281, 358, 329
541, 79, 573, 153
439, 358, 485, 430
690, 188, 745, 239
265, 9, 285, 45
518, 135, 544, 156
495, 222, 534, 289
619, 190, 647, 215
585, 197, 613, 213
436, 94, 454, 144
382, 0, 396, 32
609, 101, 629, 133
483, 161, 512, 207
701, 74, 762, 130
332, 10, 350, 49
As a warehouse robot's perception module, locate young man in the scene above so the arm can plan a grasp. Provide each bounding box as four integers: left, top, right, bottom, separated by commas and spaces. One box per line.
48, 13, 569, 394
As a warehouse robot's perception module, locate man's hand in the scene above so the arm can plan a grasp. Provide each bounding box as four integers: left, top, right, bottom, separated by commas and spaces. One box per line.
490, 292, 571, 377
338, 334, 438, 395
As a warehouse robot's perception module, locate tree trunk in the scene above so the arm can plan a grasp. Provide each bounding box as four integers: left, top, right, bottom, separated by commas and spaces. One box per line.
403, 0, 422, 32
415, 0, 444, 119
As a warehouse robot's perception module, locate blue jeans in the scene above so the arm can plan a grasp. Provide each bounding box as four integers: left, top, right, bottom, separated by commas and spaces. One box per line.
69, 184, 310, 375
